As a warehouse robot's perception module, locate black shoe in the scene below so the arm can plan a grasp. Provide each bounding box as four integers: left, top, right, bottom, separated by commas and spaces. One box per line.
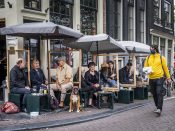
21, 108, 27, 112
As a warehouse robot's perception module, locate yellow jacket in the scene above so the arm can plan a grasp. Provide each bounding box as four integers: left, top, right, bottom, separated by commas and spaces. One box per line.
144, 53, 170, 79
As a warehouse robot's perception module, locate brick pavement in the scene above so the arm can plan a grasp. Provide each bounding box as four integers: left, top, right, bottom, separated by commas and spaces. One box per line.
46, 98, 175, 131
0, 99, 150, 130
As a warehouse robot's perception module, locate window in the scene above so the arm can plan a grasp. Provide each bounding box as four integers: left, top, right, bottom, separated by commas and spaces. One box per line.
128, 6, 134, 40
152, 35, 159, 45
24, 0, 41, 11
82, 52, 94, 66
24, 39, 40, 62
140, 0, 145, 10
23, 19, 40, 62
114, 0, 121, 40
128, 0, 134, 6
80, 0, 97, 35
168, 40, 173, 67
140, 11, 145, 43
164, 1, 171, 28
0, 0, 5, 8
160, 38, 165, 56
50, 0, 73, 27
153, 0, 161, 25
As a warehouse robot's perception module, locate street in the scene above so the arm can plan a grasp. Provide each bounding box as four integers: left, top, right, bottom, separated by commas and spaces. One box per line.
41, 98, 175, 131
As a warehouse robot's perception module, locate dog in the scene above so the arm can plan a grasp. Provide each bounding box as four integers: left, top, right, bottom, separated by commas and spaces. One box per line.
69, 86, 81, 112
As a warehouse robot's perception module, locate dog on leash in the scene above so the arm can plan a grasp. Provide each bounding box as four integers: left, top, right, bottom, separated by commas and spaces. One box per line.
69, 86, 81, 112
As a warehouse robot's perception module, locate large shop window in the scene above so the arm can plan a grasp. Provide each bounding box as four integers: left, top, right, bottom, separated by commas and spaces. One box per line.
152, 36, 159, 45
164, 1, 171, 29
23, 19, 40, 62
128, 6, 134, 41
160, 38, 165, 56
50, 0, 73, 27
24, 39, 40, 62
24, 0, 41, 11
153, 0, 161, 25
80, 0, 97, 35
0, 0, 5, 8
50, 40, 73, 68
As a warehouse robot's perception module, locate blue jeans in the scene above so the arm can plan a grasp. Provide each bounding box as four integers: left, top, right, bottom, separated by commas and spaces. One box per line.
108, 79, 117, 87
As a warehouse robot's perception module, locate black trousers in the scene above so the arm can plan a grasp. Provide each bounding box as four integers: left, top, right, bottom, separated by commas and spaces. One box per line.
149, 78, 164, 110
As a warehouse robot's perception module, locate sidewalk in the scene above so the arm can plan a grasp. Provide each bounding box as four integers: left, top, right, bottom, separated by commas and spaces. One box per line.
0, 98, 152, 131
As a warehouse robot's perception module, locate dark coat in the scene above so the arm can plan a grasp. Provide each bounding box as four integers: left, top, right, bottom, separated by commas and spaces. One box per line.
84, 70, 99, 87
30, 68, 46, 87
10, 65, 29, 89
119, 66, 130, 84
100, 68, 108, 83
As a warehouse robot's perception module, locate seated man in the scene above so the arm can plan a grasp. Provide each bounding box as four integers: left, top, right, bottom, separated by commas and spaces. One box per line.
119, 62, 132, 84
50, 56, 73, 108
10, 58, 31, 111
30, 59, 48, 92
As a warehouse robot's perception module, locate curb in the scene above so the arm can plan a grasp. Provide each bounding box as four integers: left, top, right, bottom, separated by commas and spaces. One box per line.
0, 101, 151, 131
1, 97, 175, 131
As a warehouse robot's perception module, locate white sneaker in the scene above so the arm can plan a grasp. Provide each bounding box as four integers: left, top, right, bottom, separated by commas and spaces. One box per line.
153, 108, 157, 113
154, 109, 161, 116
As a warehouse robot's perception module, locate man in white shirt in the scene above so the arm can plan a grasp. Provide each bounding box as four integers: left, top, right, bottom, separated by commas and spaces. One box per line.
50, 56, 73, 107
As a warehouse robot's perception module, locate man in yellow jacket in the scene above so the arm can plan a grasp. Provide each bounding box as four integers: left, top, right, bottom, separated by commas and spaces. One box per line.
144, 45, 171, 116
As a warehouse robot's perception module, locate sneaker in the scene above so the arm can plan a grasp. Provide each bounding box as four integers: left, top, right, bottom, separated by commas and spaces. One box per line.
21, 108, 27, 113
154, 109, 161, 116
153, 108, 157, 113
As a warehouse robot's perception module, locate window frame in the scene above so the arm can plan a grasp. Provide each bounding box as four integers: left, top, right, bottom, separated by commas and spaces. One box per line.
50, 0, 73, 27
128, 5, 134, 41
24, 0, 42, 11
80, 0, 98, 35
153, 0, 162, 25
0, 0, 5, 8
140, 11, 145, 43
164, 0, 171, 29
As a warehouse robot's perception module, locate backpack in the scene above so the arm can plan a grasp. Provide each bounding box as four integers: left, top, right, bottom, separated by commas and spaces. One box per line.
1, 102, 20, 114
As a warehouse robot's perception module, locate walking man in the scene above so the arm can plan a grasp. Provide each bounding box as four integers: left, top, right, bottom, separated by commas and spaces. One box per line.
144, 45, 171, 116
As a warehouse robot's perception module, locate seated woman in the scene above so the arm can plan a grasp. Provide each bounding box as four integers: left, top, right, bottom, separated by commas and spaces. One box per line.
84, 62, 101, 106
107, 61, 117, 87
